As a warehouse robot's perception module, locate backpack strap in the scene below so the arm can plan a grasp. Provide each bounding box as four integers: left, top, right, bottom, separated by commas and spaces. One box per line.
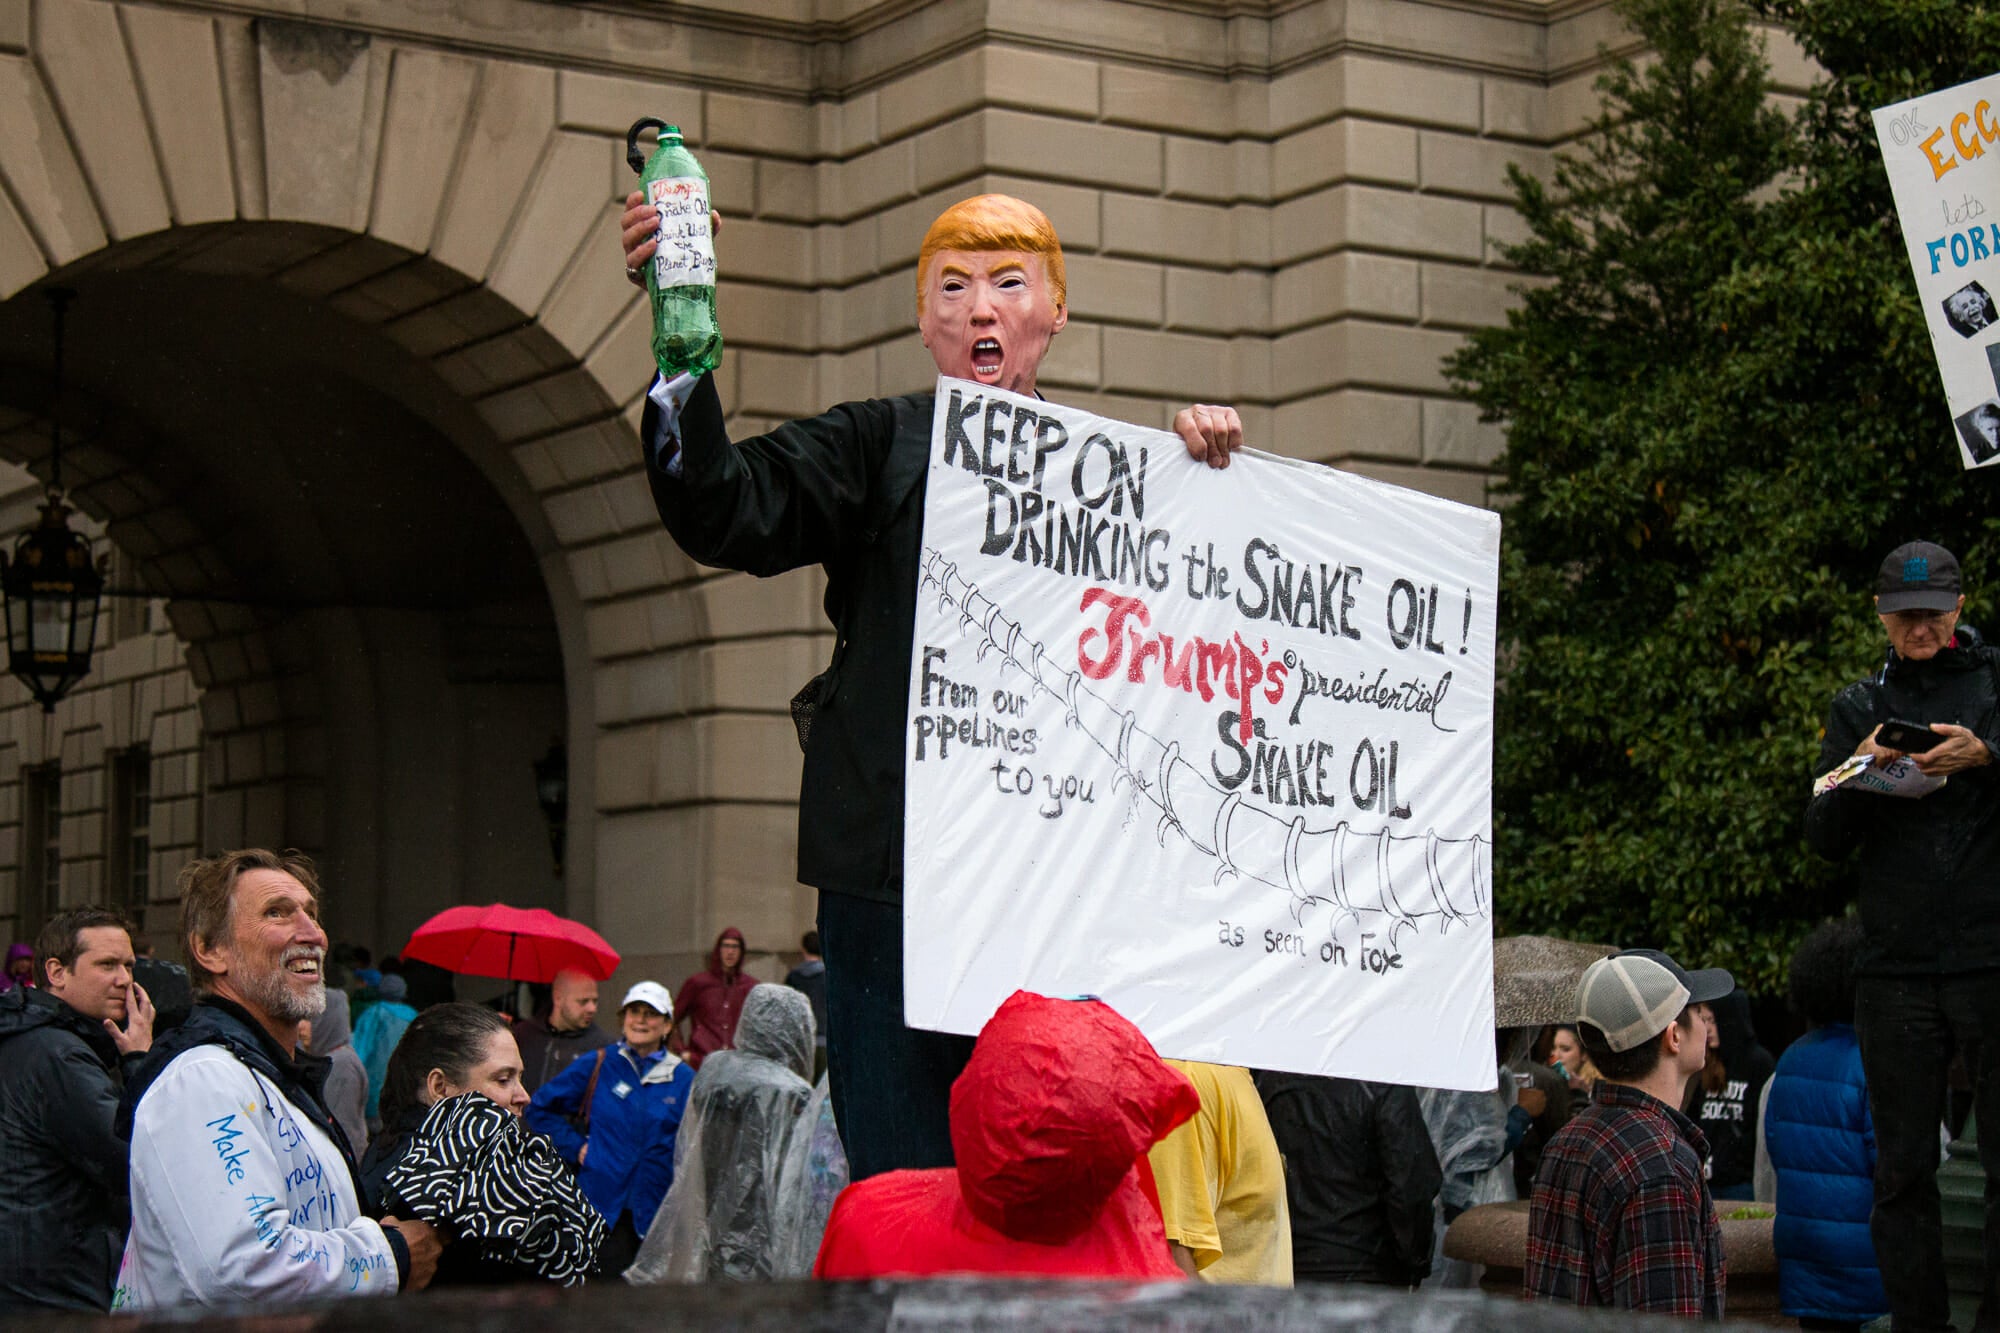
578, 1047, 608, 1138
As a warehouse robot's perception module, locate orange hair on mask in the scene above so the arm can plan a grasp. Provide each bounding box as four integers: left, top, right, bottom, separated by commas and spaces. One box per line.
916, 195, 1066, 316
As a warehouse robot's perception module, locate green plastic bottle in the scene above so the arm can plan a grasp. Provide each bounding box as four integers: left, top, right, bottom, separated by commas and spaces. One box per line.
626, 118, 722, 379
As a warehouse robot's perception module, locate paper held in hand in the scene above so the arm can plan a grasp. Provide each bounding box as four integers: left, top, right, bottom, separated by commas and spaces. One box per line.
1814, 753, 1947, 799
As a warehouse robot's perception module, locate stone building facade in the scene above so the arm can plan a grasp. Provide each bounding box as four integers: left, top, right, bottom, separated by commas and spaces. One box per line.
0, 0, 1809, 991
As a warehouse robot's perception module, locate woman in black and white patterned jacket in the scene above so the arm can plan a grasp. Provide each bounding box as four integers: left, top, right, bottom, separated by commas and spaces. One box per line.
359, 1004, 603, 1285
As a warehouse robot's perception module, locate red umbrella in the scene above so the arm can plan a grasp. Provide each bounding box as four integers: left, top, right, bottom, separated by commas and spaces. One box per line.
402, 904, 620, 984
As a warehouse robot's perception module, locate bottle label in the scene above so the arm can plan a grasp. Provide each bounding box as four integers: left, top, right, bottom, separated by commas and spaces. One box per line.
649, 176, 716, 290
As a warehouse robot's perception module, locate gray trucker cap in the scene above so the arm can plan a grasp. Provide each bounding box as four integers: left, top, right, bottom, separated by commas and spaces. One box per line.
1575, 948, 1734, 1053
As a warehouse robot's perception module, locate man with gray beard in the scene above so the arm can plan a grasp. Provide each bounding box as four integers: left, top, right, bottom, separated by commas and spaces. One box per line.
113, 851, 439, 1309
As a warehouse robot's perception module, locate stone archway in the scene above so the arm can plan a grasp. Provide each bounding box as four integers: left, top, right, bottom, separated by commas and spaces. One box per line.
0, 241, 579, 952
0, 1, 826, 982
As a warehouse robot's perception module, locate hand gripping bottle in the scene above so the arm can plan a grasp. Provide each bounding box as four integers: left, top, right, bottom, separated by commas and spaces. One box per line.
627, 118, 722, 379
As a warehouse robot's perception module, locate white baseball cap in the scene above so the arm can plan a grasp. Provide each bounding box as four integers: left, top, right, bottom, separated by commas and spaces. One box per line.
621, 981, 673, 1017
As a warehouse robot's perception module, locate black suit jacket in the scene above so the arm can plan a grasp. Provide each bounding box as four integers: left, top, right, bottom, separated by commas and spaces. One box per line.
643, 372, 934, 904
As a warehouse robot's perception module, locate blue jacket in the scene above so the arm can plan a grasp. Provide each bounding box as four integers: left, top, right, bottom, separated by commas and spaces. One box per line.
1765, 1024, 1888, 1322
526, 1042, 692, 1235
350, 1000, 415, 1120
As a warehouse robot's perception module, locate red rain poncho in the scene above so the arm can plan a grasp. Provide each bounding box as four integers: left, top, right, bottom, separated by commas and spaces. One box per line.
813, 990, 1198, 1279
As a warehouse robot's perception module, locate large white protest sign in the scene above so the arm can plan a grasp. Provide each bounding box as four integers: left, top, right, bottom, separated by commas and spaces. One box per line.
1875, 76, 2000, 469
902, 378, 1501, 1090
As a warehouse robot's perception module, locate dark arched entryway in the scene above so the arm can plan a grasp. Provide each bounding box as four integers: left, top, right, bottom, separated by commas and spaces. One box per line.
0, 225, 579, 952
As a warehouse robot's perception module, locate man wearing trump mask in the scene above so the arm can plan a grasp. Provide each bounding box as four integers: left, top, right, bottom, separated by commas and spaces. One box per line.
619, 192, 1244, 1177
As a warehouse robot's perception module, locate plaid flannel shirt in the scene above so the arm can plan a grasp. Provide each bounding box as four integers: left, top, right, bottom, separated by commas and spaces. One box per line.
1525, 1080, 1726, 1321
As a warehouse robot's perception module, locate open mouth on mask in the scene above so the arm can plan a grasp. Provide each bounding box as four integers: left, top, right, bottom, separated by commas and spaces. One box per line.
972, 338, 1002, 378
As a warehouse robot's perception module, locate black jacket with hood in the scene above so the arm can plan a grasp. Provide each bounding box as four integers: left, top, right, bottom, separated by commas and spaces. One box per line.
1807, 624, 2000, 976
1685, 990, 1776, 1194
0, 985, 142, 1311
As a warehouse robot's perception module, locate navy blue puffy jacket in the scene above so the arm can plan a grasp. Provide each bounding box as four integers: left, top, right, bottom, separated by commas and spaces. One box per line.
1765, 1024, 1888, 1322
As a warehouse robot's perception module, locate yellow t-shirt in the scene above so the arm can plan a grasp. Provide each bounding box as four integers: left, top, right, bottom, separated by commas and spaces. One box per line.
1145, 1059, 1293, 1286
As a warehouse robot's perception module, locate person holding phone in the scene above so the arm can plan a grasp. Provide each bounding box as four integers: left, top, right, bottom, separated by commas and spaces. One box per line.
1805, 540, 2000, 1332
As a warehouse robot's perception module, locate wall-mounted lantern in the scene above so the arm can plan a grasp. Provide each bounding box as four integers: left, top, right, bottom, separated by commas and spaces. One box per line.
1, 289, 105, 714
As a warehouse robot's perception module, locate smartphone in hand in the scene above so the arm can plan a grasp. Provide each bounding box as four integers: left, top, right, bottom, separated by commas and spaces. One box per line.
1878, 720, 1948, 753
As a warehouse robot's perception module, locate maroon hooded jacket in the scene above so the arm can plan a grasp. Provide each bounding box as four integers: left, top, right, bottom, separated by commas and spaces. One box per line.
673, 927, 757, 1068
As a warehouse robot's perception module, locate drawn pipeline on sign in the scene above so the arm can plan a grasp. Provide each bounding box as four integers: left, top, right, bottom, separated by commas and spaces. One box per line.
921, 546, 1491, 946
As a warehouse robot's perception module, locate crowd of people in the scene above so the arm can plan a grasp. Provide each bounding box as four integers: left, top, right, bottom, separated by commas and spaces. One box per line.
0, 860, 1960, 1326
0, 170, 1989, 1328
0, 857, 855, 1309
0, 866, 1952, 1323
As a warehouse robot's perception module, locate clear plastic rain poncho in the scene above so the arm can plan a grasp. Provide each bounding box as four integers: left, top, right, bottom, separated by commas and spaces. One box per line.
1416, 1047, 1517, 1290
625, 983, 848, 1283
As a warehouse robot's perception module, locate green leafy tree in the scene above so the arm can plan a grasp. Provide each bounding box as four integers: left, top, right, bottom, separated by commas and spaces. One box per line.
1451, 0, 2000, 988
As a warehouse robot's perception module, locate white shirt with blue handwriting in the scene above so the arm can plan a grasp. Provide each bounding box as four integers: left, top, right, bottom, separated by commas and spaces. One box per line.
114, 1045, 397, 1309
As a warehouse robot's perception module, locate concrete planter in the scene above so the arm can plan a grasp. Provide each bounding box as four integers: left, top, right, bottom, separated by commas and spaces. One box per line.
1443, 1199, 1785, 1324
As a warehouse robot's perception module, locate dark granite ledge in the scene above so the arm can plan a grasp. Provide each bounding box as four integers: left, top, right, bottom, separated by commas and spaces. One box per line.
17, 1276, 1759, 1331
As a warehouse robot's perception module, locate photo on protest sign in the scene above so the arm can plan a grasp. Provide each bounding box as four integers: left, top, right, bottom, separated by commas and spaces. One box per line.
901, 378, 1501, 1090
1873, 74, 2000, 470
1945, 280, 1997, 337
1955, 397, 2000, 466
